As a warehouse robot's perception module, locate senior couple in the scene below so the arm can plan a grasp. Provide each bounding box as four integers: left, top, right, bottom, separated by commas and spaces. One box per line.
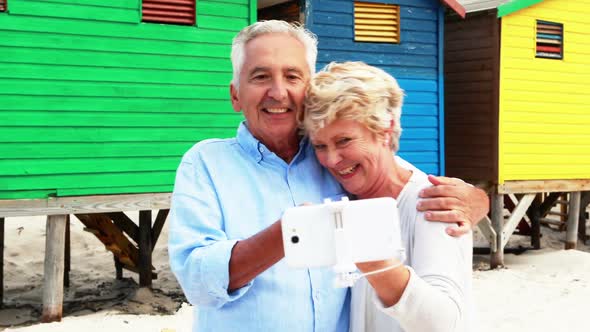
169, 20, 488, 332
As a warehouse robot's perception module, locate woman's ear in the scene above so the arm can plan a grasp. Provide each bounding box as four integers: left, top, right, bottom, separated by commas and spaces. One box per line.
382, 120, 395, 146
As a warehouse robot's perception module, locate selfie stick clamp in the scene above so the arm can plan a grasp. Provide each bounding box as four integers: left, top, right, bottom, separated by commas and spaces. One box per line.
325, 197, 359, 288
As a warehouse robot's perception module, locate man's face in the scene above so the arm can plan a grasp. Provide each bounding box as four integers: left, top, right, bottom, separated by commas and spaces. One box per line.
230, 33, 310, 145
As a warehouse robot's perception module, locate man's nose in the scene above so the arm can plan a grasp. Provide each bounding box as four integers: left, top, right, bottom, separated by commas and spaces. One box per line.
267, 79, 288, 101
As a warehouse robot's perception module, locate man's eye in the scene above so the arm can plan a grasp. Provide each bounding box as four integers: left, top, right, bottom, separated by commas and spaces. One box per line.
252, 74, 269, 82
287, 75, 302, 81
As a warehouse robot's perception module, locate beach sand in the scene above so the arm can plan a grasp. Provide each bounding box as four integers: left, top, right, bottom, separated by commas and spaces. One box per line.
1, 211, 589, 332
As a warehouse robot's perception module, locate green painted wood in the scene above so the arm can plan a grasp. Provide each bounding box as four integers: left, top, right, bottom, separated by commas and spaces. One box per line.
0, 190, 58, 199
0, 32, 232, 58
0, 127, 239, 143
1, 171, 175, 190
33, 0, 138, 9
0, 47, 232, 72
1, 63, 232, 86
199, 1, 248, 18
0, 96, 233, 114
199, 15, 248, 30
0, 156, 183, 176
57, 185, 174, 197
0, 80, 229, 99
497, 0, 545, 17
1, 111, 241, 128
249, 0, 257, 23
0, 15, 237, 44
0, 142, 197, 159
1, 0, 251, 200
10, 0, 139, 23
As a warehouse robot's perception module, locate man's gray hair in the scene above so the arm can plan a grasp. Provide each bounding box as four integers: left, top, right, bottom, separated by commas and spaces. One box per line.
231, 20, 318, 86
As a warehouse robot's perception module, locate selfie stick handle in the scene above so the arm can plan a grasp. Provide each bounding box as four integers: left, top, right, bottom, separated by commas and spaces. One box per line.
326, 198, 358, 288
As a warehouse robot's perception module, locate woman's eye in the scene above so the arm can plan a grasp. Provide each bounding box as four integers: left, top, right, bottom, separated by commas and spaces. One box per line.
313, 144, 326, 151
337, 138, 351, 145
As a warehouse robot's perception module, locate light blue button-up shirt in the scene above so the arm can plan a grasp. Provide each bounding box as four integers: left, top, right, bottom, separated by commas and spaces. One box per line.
169, 122, 350, 332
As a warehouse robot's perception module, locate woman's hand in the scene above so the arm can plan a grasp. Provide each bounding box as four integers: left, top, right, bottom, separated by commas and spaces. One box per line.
355, 259, 410, 307
417, 175, 490, 237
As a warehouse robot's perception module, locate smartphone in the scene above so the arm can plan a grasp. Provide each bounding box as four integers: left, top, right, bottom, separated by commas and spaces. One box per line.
281, 197, 403, 268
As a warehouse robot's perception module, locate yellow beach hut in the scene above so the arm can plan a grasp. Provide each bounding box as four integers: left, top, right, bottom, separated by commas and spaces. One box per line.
444, 0, 590, 266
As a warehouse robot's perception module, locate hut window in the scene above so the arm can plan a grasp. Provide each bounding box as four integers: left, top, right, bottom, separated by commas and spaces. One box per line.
354, 2, 400, 43
536, 20, 563, 59
0, 0, 7, 12
142, 0, 196, 26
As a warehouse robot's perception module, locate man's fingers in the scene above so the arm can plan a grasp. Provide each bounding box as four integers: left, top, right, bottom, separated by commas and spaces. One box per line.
420, 184, 463, 199
427, 175, 466, 187
445, 223, 472, 237
424, 210, 468, 224
417, 197, 461, 211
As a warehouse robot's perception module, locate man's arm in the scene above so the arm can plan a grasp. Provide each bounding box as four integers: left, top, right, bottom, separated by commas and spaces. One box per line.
228, 221, 284, 291
168, 152, 284, 307
417, 175, 490, 236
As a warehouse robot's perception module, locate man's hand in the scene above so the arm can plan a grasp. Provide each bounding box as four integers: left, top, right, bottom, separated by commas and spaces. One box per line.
417, 175, 490, 237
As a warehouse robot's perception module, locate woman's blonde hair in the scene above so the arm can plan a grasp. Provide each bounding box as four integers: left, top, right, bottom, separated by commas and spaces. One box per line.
302, 61, 404, 152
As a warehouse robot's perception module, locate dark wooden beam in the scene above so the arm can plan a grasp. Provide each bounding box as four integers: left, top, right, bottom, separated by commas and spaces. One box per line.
64, 215, 70, 288
151, 209, 169, 252
528, 194, 542, 250
538, 192, 562, 218
138, 210, 152, 288
107, 212, 139, 243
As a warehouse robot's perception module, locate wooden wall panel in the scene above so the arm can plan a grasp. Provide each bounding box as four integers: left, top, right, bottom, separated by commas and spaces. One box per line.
308, 0, 444, 175
0, 0, 252, 199
444, 10, 499, 183
499, 0, 590, 182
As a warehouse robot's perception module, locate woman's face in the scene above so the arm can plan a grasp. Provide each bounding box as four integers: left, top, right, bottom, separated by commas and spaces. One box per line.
310, 119, 391, 197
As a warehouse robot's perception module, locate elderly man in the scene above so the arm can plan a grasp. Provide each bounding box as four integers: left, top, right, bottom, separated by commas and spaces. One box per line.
169, 20, 488, 332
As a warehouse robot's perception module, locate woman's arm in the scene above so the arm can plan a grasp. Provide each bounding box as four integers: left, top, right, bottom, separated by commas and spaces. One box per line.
356, 214, 472, 332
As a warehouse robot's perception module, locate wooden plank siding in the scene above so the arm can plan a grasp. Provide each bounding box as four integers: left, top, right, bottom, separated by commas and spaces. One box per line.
307, 0, 445, 175
498, 0, 590, 182
444, 10, 499, 183
0, 0, 253, 199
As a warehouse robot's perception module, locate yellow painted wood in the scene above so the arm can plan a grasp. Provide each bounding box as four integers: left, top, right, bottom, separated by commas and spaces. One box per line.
499, 0, 590, 183
353, 2, 399, 44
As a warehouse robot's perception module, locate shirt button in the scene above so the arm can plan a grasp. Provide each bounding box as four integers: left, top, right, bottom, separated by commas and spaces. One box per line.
258, 147, 264, 153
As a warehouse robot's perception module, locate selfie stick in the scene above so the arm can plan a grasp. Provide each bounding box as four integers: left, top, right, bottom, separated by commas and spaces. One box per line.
325, 197, 358, 288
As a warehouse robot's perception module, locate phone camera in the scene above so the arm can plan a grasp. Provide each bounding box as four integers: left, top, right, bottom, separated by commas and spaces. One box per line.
291, 235, 299, 244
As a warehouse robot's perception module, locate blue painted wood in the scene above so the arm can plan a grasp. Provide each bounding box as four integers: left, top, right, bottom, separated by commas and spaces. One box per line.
309, 0, 443, 174
318, 51, 437, 68
319, 38, 437, 56
437, 6, 445, 175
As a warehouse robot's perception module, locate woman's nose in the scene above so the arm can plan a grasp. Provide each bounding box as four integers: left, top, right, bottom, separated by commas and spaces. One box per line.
325, 149, 342, 168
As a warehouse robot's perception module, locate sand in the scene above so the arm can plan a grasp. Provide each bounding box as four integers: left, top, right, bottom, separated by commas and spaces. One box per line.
1, 211, 589, 332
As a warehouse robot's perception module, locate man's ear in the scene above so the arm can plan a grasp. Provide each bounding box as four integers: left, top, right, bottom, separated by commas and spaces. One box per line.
230, 83, 241, 112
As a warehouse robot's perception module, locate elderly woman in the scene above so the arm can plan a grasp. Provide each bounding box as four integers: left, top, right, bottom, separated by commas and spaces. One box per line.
302, 62, 473, 332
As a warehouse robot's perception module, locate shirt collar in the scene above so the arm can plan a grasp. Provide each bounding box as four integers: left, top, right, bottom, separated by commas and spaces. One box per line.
236, 121, 309, 164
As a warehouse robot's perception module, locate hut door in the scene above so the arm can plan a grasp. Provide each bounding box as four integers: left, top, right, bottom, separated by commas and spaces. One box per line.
258, 0, 303, 23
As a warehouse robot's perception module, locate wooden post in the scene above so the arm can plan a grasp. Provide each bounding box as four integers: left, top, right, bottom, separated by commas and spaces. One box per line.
529, 194, 542, 249
566, 192, 581, 250
138, 210, 152, 288
490, 193, 504, 269
42, 214, 67, 323
579, 192, 590, 243
1, 217, 4, 308
114, 257, 123, 280
64, 215, 70, 288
